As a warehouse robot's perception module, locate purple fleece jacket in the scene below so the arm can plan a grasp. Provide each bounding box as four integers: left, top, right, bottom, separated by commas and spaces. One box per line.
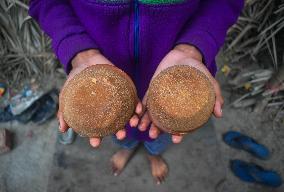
29, 0, 244, 141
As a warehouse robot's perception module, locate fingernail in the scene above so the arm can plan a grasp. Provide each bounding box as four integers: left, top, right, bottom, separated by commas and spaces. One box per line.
114, 172, 118, 176
150, 131, 156, 139
157, 181, 161, 185
139, 125, 145, 131
90, 141, 98, 147
130, 121, 137, 128
173, 137, 181, 143
220, 109, 223, 115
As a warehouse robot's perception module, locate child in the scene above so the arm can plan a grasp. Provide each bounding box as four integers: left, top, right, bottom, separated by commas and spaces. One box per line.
29, 0, 244, 184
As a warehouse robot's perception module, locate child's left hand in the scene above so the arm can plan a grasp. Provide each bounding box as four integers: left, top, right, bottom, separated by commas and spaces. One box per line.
129, 44, 224, 143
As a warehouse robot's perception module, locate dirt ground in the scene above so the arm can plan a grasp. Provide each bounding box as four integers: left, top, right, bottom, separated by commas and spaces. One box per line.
0, 55, 283, 192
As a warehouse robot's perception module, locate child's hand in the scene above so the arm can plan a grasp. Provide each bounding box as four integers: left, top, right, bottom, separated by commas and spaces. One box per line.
135, 44, 224, 143
57, 49, 133, 148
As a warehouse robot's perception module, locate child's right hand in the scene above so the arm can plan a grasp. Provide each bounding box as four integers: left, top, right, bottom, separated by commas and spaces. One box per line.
57, 49, 142, 148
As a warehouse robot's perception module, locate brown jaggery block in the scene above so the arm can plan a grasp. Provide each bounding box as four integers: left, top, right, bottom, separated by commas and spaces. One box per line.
61, 64, 137, 137
147, 65, 215, 135
0, 129, 12, 154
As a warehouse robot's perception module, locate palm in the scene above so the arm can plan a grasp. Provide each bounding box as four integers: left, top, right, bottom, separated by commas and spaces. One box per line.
134, 47, 224, 143
57, 50, 129, 148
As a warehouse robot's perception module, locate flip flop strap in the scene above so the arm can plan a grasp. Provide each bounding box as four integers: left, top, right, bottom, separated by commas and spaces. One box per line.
234, 136, 254, 151
248, 165, 264, 183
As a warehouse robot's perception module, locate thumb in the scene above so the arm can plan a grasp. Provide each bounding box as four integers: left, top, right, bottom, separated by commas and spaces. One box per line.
57, 111, 69, 132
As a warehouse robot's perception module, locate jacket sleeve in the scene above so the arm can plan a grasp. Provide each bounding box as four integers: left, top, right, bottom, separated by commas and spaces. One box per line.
176, 0, 244, 75
29, 0, 98, 73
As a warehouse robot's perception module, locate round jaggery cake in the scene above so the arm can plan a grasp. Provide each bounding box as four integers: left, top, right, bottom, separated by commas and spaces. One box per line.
61, 64, 137, 137
147, 65, 215, 135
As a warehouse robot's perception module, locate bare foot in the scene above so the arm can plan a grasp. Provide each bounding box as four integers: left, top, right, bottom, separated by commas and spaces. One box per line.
147, 155, 168, 185
111, 148, 136, 176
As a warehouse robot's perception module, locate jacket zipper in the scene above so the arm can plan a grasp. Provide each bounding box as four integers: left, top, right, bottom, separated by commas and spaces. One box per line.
134, 0, 139, 65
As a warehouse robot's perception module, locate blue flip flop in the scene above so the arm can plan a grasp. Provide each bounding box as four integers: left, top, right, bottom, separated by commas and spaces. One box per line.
223, 131, 270, 159
230, 160, 282, 188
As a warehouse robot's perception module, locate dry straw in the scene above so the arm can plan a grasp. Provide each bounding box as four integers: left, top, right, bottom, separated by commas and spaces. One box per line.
224, 0, 284, 111
0, 0, 58, 90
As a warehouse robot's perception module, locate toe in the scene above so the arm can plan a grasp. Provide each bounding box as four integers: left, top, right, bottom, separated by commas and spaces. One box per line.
111, 163, 120, 176
156, 177, 161, 185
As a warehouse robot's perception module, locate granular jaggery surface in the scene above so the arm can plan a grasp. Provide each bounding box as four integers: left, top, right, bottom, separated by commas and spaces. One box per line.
61, 64, 137, 137
147, 65, 215, 134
